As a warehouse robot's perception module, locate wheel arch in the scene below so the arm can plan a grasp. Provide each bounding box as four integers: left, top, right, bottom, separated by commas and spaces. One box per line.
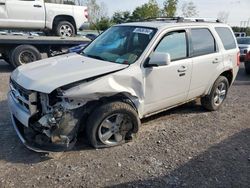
220, 69, 233, 86
101, 93, 139, 112
77, 93, 140, 133
52, 15, 77, 34
205, 69, 233, 95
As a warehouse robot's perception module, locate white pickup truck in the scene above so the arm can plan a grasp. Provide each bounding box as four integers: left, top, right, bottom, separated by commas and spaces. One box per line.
0, 0, 88, 37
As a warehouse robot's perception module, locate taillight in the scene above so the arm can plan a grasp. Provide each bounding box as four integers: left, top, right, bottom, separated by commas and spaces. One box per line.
237, 52, 240, 66
84, 9, 88, 19
246, 51, 250, 60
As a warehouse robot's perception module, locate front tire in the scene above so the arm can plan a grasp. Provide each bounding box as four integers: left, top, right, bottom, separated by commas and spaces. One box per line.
201, 76, 229, 111
86, 102, 140, 148
55, 21, 76, 37
244, 62, 250, 75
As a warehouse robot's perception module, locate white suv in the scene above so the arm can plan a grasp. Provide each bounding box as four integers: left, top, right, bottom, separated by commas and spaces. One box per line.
8, 18, 240, 152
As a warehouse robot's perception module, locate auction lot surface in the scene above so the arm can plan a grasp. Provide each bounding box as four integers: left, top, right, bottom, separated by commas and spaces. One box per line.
0, 60, 249, 188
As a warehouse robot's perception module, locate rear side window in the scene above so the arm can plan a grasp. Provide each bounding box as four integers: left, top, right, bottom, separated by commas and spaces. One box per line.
191, 28, 217, 57
215, 27, 237, 50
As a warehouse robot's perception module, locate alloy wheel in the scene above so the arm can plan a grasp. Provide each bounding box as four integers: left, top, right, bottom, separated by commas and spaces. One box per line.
98, 113, 133, 146
213, 82, 227, 106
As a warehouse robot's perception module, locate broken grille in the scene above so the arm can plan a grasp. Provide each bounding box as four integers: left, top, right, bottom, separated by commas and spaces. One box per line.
10, 79, 38, 115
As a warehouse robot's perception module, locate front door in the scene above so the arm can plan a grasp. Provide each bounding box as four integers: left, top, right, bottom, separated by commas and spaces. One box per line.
143, 30, 192, 115
0, 0, 8, 27
4, 0, 45, 29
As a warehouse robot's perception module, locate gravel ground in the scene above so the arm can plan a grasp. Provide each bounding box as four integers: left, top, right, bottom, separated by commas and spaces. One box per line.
0, 60, 249, 188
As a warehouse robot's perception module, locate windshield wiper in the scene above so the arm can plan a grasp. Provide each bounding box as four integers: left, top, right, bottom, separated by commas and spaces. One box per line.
85, 54, 105, 61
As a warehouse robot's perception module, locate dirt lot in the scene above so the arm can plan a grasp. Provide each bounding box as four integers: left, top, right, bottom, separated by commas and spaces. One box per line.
0, 60, 249, 188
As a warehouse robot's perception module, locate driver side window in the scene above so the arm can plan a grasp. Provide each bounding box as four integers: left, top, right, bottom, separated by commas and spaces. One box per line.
100, 32, 126, 50
155, 30, 187, 61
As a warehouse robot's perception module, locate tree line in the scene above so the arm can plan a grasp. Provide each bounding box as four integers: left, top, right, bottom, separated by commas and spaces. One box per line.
232, 27, 250, 36
84, 0, 198, 31
83, 0, 249, 34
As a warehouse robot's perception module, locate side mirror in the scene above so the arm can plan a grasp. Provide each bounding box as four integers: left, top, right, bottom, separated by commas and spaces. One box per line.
147, 52, 171, 67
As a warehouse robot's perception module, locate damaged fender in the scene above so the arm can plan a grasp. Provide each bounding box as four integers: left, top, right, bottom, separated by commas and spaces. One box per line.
62, 65, 145, 118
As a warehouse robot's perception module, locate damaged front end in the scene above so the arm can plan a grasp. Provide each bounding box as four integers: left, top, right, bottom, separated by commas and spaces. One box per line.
9, 80, 85, 152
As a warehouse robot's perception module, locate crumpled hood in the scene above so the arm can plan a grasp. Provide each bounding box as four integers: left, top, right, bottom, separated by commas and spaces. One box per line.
11, 53, 129, 93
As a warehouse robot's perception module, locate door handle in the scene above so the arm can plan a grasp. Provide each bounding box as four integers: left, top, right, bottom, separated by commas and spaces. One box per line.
0, 2, 5, 5
177, 66, 187, 73
212, 58, 220, 64
34, 4, 42, 8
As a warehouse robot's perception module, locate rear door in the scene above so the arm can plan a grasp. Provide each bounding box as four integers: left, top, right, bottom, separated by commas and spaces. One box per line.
187, 27, 224, 100
4, 0, 45, 29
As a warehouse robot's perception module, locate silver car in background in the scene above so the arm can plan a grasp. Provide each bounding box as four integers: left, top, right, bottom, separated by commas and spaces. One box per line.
237, 37, 250, 74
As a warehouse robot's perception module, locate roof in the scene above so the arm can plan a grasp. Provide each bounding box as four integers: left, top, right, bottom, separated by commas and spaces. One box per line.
119, 21, 228, 30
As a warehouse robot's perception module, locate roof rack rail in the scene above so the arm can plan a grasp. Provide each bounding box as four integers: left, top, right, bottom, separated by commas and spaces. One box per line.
146, 17, 184, 22
183, 17, 222, 23
147, 17, 222, 23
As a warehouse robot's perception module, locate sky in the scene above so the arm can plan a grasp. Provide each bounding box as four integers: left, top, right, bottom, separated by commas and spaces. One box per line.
96, 0, 250, 26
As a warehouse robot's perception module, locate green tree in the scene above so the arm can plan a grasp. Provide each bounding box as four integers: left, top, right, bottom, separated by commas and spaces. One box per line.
232, 26, 250, 36
112, 11, 131, 24
246, 27, 250, 36
163, 0, 178, 17
94, 17, 112, 31
181, 1, 198, 17
232, 26, 240, 32
132, 0, 160, 21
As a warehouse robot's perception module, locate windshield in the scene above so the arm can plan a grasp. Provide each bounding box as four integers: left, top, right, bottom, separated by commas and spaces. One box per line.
237, 37, 250, 44
82, 26, 157, 64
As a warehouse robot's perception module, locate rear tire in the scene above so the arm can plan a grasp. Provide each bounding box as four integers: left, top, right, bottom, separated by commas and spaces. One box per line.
10, 45, 41, 67
55, 21, 76, 37
86, 102, 140, 148
244, 62, 250, 75
201, 76, 229, 111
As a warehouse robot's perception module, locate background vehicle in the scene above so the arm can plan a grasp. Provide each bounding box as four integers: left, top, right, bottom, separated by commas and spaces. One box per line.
234, 32, 246, 38
67, 33, 98, 53
0, 0, 88, 37
67, 43, 88, 53
8, 18, 240, 152
237, 37, 250, 74
0, 35, 90, 67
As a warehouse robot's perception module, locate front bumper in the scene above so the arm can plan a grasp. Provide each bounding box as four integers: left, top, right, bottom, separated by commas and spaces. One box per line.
8, 92, 76, 153
11, 115, 74, 152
